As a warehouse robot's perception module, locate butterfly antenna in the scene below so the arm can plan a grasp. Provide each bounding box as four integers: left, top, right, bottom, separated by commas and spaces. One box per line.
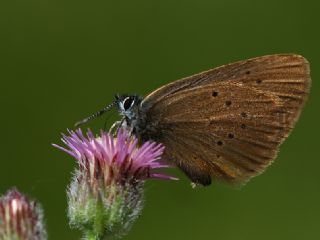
74, 101, 116, 127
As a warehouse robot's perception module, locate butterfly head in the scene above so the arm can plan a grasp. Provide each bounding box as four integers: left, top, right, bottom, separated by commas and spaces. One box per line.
74, 94, 143, 128
115, 94, 143, 120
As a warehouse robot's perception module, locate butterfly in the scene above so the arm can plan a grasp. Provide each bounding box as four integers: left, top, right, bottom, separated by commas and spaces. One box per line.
75, 54, 311, 186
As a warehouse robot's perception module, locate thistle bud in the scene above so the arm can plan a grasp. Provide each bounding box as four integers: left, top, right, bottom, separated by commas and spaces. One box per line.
53, 129, 176, 239
0, 189, 47, 240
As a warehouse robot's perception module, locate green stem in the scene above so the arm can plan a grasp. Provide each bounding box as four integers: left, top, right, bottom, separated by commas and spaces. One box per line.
84, 198, 105, 240
85, 230, 97, 240
93, 198, 105, 238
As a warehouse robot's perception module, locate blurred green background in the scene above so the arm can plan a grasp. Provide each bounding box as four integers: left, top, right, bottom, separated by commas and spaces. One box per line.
0, 0, 319, 239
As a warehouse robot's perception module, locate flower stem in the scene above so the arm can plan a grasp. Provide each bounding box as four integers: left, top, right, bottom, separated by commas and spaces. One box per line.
84, 198, 106, 240
94, 198, 105, 238
85, 231, 98, 240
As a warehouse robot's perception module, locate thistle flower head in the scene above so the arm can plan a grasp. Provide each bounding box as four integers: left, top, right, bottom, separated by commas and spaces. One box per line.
0, 189, 46, 240
53, 128, 176, 239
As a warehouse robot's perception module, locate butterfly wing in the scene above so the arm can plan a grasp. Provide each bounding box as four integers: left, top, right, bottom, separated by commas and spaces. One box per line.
141, 54, 310, 185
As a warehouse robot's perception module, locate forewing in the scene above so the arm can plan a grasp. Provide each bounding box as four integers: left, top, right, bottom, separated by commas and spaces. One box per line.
142, 54, 310, 185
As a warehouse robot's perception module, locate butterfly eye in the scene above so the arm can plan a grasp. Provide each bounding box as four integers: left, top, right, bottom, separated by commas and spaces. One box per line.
123, 97, 134, 111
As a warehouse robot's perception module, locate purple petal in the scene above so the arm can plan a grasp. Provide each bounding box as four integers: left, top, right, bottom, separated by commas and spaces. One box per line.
53, 128, 177, 182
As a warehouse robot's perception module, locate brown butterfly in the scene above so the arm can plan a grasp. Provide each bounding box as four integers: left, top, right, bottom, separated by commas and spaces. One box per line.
76, 54, 311, 186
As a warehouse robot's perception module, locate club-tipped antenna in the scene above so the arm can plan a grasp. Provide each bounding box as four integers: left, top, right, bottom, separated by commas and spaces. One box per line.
74, 101, 116, 127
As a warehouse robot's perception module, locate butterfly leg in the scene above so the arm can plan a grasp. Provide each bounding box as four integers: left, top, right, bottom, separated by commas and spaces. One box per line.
109, 120, 121, 135
109, 118, 126, 135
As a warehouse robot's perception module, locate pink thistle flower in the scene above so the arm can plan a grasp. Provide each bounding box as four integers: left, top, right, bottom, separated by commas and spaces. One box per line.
53, 128, 175, 185
53, 128, 176, 239
0, 189, 46, 240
